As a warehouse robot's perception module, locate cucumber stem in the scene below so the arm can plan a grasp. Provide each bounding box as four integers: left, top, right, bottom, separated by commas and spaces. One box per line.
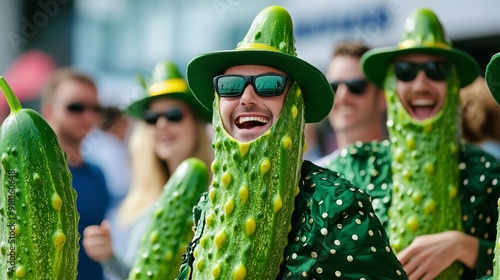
0, 76, 22, 114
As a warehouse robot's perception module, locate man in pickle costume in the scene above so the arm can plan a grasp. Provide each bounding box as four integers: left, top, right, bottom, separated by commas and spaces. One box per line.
322, 8, 500, 280
176, 5, 408, 280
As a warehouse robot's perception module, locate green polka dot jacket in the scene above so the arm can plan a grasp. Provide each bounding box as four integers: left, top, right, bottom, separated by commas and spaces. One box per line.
176, 161, 408, 279
324, 140, 500, 279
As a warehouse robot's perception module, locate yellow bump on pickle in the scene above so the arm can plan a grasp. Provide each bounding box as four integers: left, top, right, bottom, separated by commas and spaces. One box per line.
212, 263, 222, 279
405, 134, 415, 150
407, 216, 419, 232
424, 162, 434, 174
215, 231, 227, 250
149, 231, 159, 243
424, 200, 436, 214
449, 184, 458, 199
291, 105, 298, 118
51, 192, 62, 211
53, 229, 66, 251
196, 259, 204, 272
282, 136, 292, 150
303, 143, 307, 154
239, 185, 249, 204
450, 142, 458, 154
209, 188, 217, 202
154, 207, 163, 218
14, 224, 20, 237
165, 250, 173, 261
33, 172, 41, 182
233, 264, 247, 280
402, 169, 411, 181
295, 185, 300, 196
423, 122, 433, 133
211, 161, 218, 174
245, 218, 256, 236
225, 199, 235, 216
260, 159, 271, 176
394, 147, 404, 163
273, 195, 283, 213
206, 213, 214, 227
222, 172, 232, 187
200, 235, 208, 249
193, 246, 200, 258
239, 142, 250, 157
411, 191, 422, 204
16, 266, 26, 278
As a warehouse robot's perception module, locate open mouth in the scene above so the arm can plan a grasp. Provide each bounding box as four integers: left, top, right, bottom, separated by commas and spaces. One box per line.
408, 98, 437, 120
236, 116, 269, 129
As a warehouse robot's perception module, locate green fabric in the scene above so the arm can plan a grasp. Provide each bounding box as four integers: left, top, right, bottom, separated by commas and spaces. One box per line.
324, 141, 500, 279
176, 161, 408, 279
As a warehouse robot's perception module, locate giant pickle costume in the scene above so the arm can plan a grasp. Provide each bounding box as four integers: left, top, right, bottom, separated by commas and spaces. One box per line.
323, 9, 500, 279
176, 6, 407, 280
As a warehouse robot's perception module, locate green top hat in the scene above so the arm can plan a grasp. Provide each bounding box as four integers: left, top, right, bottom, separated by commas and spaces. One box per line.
362, 8, 479, 88
126, 60, 212, 122
486, 52, 500, 105
186, 5, 333, 123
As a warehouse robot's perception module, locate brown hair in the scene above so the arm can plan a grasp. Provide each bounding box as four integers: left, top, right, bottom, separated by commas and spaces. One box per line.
332, 41, 371, 59
40, 67, 97, 105
461, 76, 500, 143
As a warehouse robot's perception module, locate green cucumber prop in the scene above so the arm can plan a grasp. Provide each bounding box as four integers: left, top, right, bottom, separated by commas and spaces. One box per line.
190, 80, 304, 279
128, 158, 209, 280
0, 76, 80, 279
494, 198, 500, 279
383, 11, 464, 279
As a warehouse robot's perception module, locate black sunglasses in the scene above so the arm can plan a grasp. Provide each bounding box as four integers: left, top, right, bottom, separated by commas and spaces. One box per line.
67, 103, 101, 114
143, 108, 184, 125
330, 79, 368, 95
394, 61, 451, 82
214, 74, 292, 97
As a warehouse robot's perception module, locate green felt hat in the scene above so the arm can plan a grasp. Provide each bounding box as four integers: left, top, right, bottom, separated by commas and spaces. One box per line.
126, 61, 212, 122
486, 52, 500, 105
186, 5, 333, 123
362, 8, 479, 88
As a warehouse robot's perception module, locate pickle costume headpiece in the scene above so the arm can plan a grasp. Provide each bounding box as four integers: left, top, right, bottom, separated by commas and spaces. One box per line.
486, 52, 500, 105
362, 8, 479, 88
186, 5, 334, 123
126, 60, 212, 122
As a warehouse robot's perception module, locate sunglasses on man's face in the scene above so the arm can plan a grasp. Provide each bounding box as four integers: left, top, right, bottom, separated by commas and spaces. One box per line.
213, 74, 292, 97
143, 108, 184, 125
330, 79, 368, 95
394, 61, 451, 82
66, 103, 101, 114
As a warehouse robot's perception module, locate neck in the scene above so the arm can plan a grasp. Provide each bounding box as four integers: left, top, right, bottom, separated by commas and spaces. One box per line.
59, 139, 83, 167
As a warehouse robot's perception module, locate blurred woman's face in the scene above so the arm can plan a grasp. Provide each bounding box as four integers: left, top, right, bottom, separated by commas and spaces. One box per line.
145, 98, 199, 163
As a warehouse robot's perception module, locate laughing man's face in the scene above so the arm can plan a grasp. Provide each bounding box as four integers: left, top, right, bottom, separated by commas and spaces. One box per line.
395, 54, 448, 121
218, 65, 289, 142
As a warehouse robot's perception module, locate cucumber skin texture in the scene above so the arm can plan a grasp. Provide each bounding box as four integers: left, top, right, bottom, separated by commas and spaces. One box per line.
129, 158, 209, 280
0, 109, 80, 279
384, 70, 463, 279
190, 82, 305, 280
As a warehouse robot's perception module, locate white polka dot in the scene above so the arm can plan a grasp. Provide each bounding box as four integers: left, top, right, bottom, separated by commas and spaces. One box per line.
352, 234, 358, 241
336, 199, 343, 205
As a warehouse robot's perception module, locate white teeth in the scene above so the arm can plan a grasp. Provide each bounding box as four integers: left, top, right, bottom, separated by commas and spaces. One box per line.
411, 99, 435, 106
238, 116, 269, 124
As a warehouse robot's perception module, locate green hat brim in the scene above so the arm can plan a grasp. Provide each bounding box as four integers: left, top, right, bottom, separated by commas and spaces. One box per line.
486, 52, 500, 105
362, 46, 480, 88
126, 92, 212, 123
187, 49, 334, 123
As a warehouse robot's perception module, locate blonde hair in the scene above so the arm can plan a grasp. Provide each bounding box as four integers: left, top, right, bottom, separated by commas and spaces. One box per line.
461, 76, 500, 143
118, 112, 213, 225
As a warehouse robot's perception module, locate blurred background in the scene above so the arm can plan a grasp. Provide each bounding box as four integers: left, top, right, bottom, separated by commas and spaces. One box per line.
1, 0, 499, 119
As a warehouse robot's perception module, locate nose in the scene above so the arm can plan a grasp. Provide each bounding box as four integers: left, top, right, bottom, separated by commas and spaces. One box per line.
239, 84, 258, 106
411, 70, 433, 90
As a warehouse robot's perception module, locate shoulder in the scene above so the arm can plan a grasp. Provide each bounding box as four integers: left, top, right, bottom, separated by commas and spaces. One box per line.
300, 161, 373, 210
